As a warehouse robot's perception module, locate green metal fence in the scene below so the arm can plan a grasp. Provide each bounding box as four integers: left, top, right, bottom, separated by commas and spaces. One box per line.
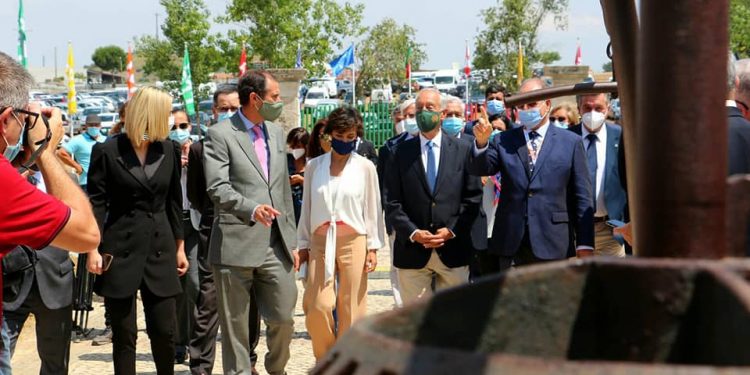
300, 102, 395, 149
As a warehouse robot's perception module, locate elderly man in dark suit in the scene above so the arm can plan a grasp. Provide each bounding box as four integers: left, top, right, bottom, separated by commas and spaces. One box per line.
470, 78, 595, 270
385, 89, 482, 303
569, 93, 627, 257
204, 70, 299, 375
727, 54, 750, 255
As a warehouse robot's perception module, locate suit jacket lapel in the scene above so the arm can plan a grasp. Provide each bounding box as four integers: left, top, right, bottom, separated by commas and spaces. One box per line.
605, 124, 620, 186
407, 138, 432, 196
530, 125, 557, 182
115, 136, 153, 193
432, 133, 452, 196
231, 113, 268, 184
513, 129, 531, 179
143, 142, 166, 181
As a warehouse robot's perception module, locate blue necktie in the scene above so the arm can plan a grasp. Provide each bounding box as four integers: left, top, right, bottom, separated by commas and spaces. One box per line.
426, 140, 437, 193
586, 133, 598, 211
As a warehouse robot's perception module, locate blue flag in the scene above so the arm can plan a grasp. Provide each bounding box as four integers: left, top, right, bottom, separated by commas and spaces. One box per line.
329, 44, 354, 77
295, 44, 303, 69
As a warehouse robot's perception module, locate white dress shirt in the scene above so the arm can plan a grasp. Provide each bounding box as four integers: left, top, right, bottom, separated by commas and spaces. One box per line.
419, 131, 442, 173
582, 124, 608, 217
297, 152, 385, 281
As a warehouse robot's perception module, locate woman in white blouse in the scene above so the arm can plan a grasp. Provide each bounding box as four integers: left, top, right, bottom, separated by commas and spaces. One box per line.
297, 107, 385, 360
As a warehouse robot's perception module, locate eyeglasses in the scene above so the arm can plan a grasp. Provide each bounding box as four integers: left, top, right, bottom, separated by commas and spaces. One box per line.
550, 116, 568, 123
0, 106, 51, 172
217, 106, 239, 112
171, 123, 190, 130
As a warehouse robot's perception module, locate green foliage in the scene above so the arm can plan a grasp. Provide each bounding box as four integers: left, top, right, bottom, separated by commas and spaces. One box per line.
220, 0, 365, 75
602, 61, 613, 72
357, 18, 427, 92
473, 0, 567, 91
134, 35, 180, 81
731, 0, 750, 58
92, 45, 127, 72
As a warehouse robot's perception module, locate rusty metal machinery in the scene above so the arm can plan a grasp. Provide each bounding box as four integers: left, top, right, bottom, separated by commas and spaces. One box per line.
313, 0, 749, 373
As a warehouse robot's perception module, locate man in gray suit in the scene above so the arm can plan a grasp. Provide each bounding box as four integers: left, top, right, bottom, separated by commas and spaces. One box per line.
204, 70, 299, 375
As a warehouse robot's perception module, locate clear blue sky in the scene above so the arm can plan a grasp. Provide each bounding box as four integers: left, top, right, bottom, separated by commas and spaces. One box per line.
0, 0, 612, 73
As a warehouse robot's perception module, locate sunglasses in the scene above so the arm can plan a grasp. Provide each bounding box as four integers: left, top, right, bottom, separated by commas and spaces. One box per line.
171, 123, 190, 130
550, 116, 568, 123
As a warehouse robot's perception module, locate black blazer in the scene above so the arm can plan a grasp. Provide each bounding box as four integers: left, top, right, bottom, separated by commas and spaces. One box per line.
3, 246, 74, 311
377, 132, 410, 233
728, 106, 750, 176
187, 140, 211, 216
385, 132, 483, 269
454, 132, 488, 252
88, 134, 184, 299
356, 138, 378, 165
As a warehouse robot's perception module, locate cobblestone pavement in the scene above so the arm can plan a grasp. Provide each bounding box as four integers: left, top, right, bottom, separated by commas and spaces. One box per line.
10, 250, 397, 375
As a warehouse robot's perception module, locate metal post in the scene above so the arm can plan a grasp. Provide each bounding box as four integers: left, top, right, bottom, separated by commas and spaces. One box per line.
634, 0, 729, 258
352, 44, 356, 108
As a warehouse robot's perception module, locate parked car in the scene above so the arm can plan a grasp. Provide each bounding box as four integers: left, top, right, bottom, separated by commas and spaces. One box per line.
304, 87, 331, 109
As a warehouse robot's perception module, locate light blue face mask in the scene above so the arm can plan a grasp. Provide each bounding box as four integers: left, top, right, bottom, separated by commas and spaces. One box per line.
486, 99, 505, 116
3, 113, 24, 161
217, 111, 234, 122
551, 120, 568, 129
169, 129, 191, 145
489, 129, 502, 142
441, 117, 464, 136
200, 124, 208, 133
404, 118, 419, 135
518, 108, 546, 131
86, 127, 101, 138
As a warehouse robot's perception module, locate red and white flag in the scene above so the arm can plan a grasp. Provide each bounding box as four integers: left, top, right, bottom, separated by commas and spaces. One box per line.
239, 45, 247, 76
464, 40, 471, 76
126, 44, 136, 99
574, 43, 582, 65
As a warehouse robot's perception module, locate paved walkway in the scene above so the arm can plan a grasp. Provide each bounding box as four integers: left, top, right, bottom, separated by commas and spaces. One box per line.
10, 251, 397, 375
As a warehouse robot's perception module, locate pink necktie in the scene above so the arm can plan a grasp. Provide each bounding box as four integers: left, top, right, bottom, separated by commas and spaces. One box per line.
251, 125, 268, 180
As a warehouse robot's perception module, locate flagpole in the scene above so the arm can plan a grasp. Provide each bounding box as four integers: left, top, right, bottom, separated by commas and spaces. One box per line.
465, 39, 470, 118
351, 44, 356, 108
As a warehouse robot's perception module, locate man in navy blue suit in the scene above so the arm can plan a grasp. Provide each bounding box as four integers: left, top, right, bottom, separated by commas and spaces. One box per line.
469, 78, 594, 270
568, 93, 627, 257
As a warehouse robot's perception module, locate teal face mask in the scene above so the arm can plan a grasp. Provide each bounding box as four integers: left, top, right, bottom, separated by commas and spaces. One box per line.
169, 129, 191, 145
441, 117, 464, 136
86, 127, 101, 138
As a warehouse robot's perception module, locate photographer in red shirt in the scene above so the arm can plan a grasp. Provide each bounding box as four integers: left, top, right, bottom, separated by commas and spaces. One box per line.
0, 51, 99, 265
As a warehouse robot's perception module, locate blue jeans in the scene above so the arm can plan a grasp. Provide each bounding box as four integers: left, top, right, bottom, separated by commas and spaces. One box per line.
0, 318, 13, 375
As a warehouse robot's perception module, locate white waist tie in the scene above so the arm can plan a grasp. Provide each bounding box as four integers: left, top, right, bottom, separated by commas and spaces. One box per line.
324, 216, 337, 282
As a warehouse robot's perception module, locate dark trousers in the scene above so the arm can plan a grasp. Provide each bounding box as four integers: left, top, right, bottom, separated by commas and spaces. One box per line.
176, 219, 200, 355
498, 228, 552, 271
105, 283, 176, 375
3, 280, 72, 375
474, 251, 503, 277
188, 218, 260, 375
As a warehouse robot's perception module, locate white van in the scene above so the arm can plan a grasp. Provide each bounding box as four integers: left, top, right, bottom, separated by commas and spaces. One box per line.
304, 87, 331, 108
433, 69, 460, 93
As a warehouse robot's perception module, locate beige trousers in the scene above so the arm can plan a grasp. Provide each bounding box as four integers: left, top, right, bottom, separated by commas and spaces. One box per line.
397, 251, 469, 304
303, 233, 368, 360
594, 221, 626, 257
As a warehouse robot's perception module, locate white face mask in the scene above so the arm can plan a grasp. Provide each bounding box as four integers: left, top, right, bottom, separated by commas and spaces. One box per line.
394, 120, 405, 135
290, 148, 305, 160
582, 110, 606, 131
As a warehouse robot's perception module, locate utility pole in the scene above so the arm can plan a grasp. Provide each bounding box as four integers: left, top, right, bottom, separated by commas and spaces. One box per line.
54, 46, 57, 78
155, 13, 159, 41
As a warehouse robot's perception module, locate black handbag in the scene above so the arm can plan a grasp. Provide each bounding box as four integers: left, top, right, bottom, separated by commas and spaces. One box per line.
2, 246, 37, 307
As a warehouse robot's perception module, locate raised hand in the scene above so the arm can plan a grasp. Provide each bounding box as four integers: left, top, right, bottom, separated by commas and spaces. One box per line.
474, 105, 493, 148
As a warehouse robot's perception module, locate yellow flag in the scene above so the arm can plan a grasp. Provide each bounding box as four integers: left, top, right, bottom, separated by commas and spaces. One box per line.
517, 43, 524, 86
66, 42, 77, 115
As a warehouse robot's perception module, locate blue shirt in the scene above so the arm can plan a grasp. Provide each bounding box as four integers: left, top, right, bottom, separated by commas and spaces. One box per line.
62, 133, 106, 186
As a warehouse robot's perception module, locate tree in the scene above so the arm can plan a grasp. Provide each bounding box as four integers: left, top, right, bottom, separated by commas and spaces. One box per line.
92, 45, 127, 72
731, 0, 750, 58
220, 0, 366, 75
473, 0, 567, 91
602, 61, 613, 72
134, 35, 179, 81
356, 18, 427, 92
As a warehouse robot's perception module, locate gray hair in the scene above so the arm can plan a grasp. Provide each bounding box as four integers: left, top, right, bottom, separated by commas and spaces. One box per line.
416, 88, 443, 110
399, 99, 416, 115
729, 51, 738, 93
0, 52, 33, 109
736, 58, 750, 97
442, 95, 465, 114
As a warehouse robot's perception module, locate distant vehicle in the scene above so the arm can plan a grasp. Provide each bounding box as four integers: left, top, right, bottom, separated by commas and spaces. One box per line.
308, 77, 337, 97
98, 113, 119, 129
433, 69, 460, 93
304, 87, 331, 108
336, 80, 353, 97
609, 98, 621, 120
371, 88, 393, 103
414, 77, 435, 90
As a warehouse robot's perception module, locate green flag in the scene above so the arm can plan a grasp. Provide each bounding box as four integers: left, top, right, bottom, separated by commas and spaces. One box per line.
17, 0, 27, 68
181, 44, 196, 117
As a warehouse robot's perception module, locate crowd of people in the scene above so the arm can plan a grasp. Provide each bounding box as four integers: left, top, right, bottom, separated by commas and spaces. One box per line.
1, 48, 750, 375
